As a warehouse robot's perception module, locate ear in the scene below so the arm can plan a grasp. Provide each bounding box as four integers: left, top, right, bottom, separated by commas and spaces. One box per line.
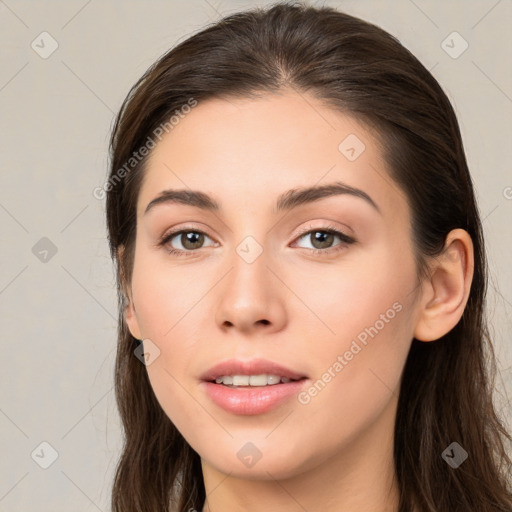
117, 245, 142, 340
413, 228, 474, 342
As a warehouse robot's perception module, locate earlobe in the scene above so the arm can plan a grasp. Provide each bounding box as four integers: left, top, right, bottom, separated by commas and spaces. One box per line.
117, 245, 142, 340
413, 229, 474, 342
125, 296, 142, 341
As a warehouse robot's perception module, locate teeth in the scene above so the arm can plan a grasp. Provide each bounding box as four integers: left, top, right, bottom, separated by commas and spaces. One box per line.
214, 374, 295, 387
233, 375, 249, 386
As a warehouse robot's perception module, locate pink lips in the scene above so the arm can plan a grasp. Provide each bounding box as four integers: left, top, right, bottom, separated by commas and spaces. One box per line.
200, 358, 309, 416
200, 358, 307, 382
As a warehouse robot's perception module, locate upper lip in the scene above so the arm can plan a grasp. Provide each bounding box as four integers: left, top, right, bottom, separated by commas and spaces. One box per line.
200, 359, 308, 382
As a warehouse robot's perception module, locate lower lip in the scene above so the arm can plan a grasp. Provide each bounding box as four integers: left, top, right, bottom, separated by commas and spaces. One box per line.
202, 379, 308, 415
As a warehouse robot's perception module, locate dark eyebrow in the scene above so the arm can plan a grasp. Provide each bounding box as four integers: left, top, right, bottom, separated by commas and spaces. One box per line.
144, 189, 219, 215
274, 181, 380, 215
144, 181, 380, 216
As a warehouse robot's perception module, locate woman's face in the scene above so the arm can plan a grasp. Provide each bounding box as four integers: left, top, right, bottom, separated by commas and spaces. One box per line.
124, 89, 424, 480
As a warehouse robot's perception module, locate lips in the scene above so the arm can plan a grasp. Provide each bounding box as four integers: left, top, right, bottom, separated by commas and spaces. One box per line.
200, 358, 308, 382
200, 359, 310, 415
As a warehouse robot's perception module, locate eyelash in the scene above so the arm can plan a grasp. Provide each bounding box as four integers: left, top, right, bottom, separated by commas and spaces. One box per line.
158, 223, 355, 258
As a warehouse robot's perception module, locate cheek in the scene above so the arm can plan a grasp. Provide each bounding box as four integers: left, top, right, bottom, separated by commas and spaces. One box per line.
289, 298, 414, 468
130, 246, 205, 339
129, 251, 213, 427
285, 241, 415, 348
289, 245, 415, 416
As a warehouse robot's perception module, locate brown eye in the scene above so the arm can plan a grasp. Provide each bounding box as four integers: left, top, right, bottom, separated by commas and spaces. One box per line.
309, 231, 336, 250
294, 227, 355, 254
160, 229, 216, 256
177, 231, 205, 250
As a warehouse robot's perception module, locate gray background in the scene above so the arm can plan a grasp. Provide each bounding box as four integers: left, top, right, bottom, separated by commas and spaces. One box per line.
1, 0, 511, 510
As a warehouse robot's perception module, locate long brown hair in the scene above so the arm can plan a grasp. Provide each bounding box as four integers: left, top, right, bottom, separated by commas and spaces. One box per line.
105, 2, 512, 510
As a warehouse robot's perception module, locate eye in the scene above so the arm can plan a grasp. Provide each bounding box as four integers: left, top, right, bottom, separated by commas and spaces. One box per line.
292, 224, 355, 255
159, 228, 217, 257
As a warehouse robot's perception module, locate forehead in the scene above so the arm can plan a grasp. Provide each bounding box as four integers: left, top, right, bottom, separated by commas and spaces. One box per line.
137, 90, 408, 222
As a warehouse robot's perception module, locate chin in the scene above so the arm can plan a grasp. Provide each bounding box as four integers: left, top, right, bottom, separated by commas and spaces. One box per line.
198, 438, 320, 481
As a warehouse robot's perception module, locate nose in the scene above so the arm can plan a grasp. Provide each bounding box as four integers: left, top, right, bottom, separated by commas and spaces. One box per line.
214, 242, 287, 335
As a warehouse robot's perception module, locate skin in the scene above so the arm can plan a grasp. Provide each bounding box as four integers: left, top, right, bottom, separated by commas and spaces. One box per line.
122, 88, 474, 512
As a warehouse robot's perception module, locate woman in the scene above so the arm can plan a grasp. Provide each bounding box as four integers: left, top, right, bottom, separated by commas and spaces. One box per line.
105, 2, 512, 510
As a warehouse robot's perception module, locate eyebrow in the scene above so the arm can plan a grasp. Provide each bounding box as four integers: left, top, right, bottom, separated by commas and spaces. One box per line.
143, 181, 381, 216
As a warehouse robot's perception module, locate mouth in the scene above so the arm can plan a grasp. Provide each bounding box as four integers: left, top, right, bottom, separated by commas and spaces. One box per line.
200, 358, 308, 384
200, 359, 309, 415
209, 374, 306, 387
